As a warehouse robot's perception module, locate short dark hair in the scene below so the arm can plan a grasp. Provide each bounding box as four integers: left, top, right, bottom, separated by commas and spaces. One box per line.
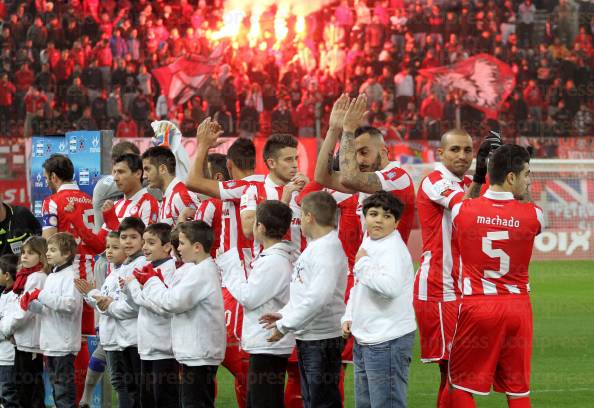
112, 141, 140, 161
43, 154, 74, 182
177, 221, 214, 253
118, 217, 146, 236
301, 191, 337, 227
207, 153, 231, 181
227, 137, 256, 170
355, 126, 384, 140
263, 133, 298, 163
0, 254, 18, 280
145, 223, 172, 245
170, 226, 181, 259
47, 232, 77, 263
256, 200, 292, 240
488, 144, 530, 185
362, 190, 404, 220
107, 231, 120, 240
114, 153, 143, 173
141, 146, 176, 175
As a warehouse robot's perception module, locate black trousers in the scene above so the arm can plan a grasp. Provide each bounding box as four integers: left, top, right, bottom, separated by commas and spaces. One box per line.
296, 337, 344, 408
46, 355, 76, 408
140, 358, 180, 408
180, 364, 218, 408
106, 347, 142, 408
14, 350, 44, 408
247, 354, 289, 408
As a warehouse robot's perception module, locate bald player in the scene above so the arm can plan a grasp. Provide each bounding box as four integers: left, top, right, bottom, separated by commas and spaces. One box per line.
414, 128, 501, 407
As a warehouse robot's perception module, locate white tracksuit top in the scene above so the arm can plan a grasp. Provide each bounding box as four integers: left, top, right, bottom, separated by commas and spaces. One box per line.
143, 258, 226, 366
342, 231, 417, 345
276, 230, 348, 341
218, 242, 298, 355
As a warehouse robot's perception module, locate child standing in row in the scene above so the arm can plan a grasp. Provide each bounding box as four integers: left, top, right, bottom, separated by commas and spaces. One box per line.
342, 191, 416, 408
1, 236, 47, 408
21, 233, 83, 408
218, 200, 298, 408
0, 254, 19, 407
125, 223, 179, 408
137, 221, 226, 408
261, 191, 348, 408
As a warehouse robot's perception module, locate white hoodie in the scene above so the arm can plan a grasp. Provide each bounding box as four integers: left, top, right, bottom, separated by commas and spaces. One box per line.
218, 242, 297, 355
126, 258, 176, 360
342, 231, 417, 345
142, 258, 225, 366
0, 291, 18, 365
276, 230, 348, 341
37, 264, 83, 356
0, 271, 46, 353
101, 253, 145, 349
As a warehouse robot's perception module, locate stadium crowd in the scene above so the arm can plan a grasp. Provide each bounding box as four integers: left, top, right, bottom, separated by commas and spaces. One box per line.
0, 0, 592, 145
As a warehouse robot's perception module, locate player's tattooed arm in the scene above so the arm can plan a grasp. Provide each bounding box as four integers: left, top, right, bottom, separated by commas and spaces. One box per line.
339, 129, 383, 193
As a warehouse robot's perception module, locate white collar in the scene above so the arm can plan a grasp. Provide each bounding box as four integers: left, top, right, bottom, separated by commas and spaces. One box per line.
380, 161, 400, 173
264, 175, 283, 188
434, 162, 463, 183
126, 187, 148, 201
57, 183, 79, 193
163, 177, 180, 197
484, 189, 515, 201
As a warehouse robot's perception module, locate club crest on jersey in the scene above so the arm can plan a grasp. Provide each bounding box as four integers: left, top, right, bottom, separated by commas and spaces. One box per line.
224, 181, 236, 189
130, 206, 139, 215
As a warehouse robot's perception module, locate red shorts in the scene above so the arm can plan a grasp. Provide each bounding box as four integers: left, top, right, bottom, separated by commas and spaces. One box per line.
413, 299, 460, 362
449, 295, 533, 396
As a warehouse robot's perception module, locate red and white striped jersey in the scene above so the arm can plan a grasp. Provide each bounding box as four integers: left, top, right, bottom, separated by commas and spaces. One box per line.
159, 178, 199, 226
41, 184, 102, 281
217, 174, 265, 261
452, 189, 544, 297
240, 175, 306, 255
414, 163, 473, 302
101, 187, 159, 233
357, 161, 416, 244
195, 197, 222, 258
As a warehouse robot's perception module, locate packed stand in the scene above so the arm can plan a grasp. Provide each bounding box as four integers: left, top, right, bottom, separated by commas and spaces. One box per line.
0, 0, 592, 147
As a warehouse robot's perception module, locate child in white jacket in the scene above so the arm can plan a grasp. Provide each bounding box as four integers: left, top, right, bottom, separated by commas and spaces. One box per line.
0, 254, 19, 407
0, 236, 47, 408
91, 217, 146, 408
342, 191, 416, 408
137, 220, 225, 408
123, 222, 179, 408
218, 200, 297, 408
20, 232, 82, 408
261, 191, 348, 408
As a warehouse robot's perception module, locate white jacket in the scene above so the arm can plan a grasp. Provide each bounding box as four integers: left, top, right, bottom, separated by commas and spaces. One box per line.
0, 271, 46, 353
86, 263, 122, 351
37, 264, 83, 356
127, 258, 175, 360
143, 258, 226, 366
342, 231, 417, 345
0, 291, 17, 365
218, 242, 297, 355
276, 230, 347, 341
99, 254, 145, 350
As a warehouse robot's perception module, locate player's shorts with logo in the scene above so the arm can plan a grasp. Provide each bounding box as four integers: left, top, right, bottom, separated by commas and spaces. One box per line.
448, 295, 532, 396
413, 298, 460, 362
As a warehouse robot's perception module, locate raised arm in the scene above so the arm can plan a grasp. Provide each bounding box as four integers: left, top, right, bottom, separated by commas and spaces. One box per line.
465, 130, 503, 199
314, 94, 355, 194
339, 94, 383, 193
186, 118, 224, 198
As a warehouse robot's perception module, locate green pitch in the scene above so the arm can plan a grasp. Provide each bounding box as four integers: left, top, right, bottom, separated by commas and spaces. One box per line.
214, 260, 594, 407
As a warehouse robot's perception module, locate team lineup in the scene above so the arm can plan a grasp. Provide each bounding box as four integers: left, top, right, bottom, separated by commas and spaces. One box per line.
0, 93, 543, 408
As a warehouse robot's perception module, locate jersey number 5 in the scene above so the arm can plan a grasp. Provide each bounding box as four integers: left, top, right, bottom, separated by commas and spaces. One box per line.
482, 231, 510, 279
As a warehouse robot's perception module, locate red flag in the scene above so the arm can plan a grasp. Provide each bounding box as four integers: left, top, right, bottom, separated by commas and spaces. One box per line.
152, 42, 228, 108
419, 54, 516, 119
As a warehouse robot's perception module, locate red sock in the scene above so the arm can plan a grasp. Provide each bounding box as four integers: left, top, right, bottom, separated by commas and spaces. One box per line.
449, 389, 476, 408
508, 397, 531, 408
284, 362, 303, 408
338, 364, 345, 403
